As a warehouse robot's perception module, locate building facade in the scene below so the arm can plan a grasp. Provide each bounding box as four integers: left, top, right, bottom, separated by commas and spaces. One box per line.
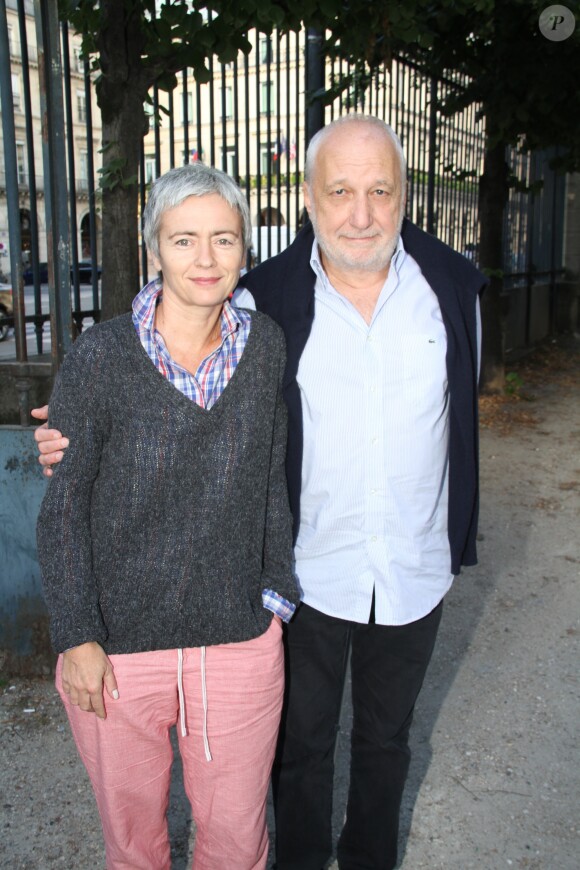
0, 0, 102, 280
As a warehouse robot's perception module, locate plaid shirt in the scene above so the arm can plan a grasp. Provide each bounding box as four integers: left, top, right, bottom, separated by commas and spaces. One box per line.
132, 279, 295, 622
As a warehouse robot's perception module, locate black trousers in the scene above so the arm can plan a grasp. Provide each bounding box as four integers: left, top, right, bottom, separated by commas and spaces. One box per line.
272, 599, 443, 870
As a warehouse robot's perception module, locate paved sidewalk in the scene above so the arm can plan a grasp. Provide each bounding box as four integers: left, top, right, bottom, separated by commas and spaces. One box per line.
1, 338, 579, 869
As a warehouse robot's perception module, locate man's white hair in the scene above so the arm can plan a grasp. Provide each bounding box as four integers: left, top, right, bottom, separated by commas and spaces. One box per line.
304, 114, 407, 189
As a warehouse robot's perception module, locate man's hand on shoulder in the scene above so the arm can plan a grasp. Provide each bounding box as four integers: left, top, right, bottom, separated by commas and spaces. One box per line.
31, 406, 69, 477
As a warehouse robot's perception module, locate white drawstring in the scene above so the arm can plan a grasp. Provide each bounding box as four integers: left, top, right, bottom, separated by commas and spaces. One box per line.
177, 648, 187, 738
176, 647, 212, 760
201, 646, 213, 761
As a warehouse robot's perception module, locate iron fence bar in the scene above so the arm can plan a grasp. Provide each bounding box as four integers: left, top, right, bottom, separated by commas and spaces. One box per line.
0, 0, 27, 373
329, 52, 336, 121
61, 20, 81, 318
220, 63, 227, 173
294, 33, 301, 231
305, 28, 324, 148
34, 0, 73, 369
182, 68, 189, 162
83, 56, 99, 314
243, 50, 250, 207
233, 57, 240, 183
255, 30, 262, 262
408, 66, 417, 221
265, 34, 273, 259
195, 78, 202, 164
275, 28, 282, 255
168, 87, 175, 168
549, 147, 560, 335
285, 32, 291, 248
394, 60, 401, 135
16, 0, 43, 353
426, 77, 438, 235
153, 86, 161, 178
524, 154, 536, 345
208, 47, 216, 168
139, 146, 148, 283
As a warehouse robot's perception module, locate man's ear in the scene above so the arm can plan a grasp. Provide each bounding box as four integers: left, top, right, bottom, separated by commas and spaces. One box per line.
303, 181, 312, 215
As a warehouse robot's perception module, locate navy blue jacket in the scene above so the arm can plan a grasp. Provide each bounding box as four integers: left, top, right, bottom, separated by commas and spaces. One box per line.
241, 219, 486, 575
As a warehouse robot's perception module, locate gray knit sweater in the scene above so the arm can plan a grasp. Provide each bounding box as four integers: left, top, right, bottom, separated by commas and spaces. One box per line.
37, 311, 298, 654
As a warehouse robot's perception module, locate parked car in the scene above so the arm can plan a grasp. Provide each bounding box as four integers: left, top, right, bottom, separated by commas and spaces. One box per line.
22, 260, 102, 285
23, 262, 49, 285
74, 260, 102, 284
0, 282, 13, 341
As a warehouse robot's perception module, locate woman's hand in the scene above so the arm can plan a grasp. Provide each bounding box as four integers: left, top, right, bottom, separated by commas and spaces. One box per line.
61, 642, 119, 719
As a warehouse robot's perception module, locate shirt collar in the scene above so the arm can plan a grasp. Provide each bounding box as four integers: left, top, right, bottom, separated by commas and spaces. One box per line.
132, 278, 241, 340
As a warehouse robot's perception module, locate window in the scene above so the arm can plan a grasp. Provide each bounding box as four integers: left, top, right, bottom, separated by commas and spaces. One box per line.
77, 89, 86, 122
73, 47, 84, 74
260, 36, 272, 64
221, 86, 233, 120
16, 143, 27, 185
260, 142, 277, 175
182, 92, 194, 123
144, 156, 157, 184
7, 24, 15, 57
260, 81, 275, 115
222, 146, 237, 178
11, 74, 21, 110
78, 151, 89, 190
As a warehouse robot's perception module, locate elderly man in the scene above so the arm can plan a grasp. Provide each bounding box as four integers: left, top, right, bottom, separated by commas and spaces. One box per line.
35, 163, 298, 870
35, 115, 485, 870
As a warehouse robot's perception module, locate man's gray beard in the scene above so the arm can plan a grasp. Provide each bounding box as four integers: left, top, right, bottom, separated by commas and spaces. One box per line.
310, 210, 403, 274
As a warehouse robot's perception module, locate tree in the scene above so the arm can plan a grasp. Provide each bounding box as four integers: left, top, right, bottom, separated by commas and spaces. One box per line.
320, 0, 580, 391
415, 1, 580, 391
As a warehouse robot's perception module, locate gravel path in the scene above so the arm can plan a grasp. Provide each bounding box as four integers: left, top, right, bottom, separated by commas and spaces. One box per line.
1, 338, 579, 870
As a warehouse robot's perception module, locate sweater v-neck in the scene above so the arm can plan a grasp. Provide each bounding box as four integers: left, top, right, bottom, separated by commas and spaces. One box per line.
119, 312, 259, 419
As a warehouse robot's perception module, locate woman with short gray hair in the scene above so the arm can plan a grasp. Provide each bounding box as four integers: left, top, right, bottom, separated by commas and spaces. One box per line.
37, 163, 298, 870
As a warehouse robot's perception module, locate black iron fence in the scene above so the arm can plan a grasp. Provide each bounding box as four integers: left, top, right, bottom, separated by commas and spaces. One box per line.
0, 0, 568, 409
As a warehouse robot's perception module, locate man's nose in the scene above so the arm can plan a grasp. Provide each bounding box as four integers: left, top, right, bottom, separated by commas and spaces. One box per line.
349, 195, 372, 229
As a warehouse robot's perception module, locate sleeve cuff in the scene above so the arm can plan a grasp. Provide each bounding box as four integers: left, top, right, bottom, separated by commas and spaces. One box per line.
262, 588, 297, 623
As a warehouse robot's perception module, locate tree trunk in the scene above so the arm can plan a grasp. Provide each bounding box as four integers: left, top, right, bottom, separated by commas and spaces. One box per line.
478, 132, 510, 394
95, 0, 151, 321
99, 90, 148, 320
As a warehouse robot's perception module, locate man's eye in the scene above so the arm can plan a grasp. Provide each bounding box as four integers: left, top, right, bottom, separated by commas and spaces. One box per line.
176, 238, 190, 246
334, 188, 346, 196
216, 238, 234, 246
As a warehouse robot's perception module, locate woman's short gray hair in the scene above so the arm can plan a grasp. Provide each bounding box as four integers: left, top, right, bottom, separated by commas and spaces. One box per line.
143, 163, 252, 257
304, 114, 407, 189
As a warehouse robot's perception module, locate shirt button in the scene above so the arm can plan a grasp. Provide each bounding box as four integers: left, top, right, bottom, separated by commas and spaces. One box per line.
371, 437, 378, 445
370, 535, 378, 542
370, 488, 377, 495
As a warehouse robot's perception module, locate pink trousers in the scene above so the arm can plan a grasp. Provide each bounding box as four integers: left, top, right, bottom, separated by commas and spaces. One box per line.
57, 619, 284, 870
